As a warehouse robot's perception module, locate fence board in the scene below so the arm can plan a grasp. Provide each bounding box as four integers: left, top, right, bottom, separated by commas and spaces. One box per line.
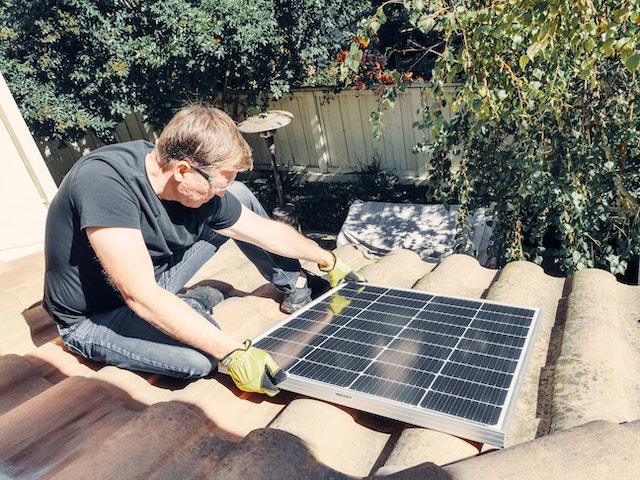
341, 91, 373, 168
40, 85, 450, 184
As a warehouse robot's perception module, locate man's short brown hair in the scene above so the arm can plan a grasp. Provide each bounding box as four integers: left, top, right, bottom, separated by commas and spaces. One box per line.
155, 105, 253, 171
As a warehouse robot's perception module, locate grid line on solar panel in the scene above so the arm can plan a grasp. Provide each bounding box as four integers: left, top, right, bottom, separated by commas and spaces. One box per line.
352, 375, 428, 405
285, 318, 341, 337
291, 308, 333, 322
252, 282, 539, 440
387, 339, 452, 364
323, 288, 523, 394
316, 337, 385, 358
289, 360, 360, 387
423, 301, 479, 318
268, 327, 330, 348
281, 338, 443, 396
286, 340, 447, 389
343, 318, 405, 336
476, 308, 536, 327
335, 291, 384, 304
463, 329, 526, 348
257, 336, 313, 355
379, 297, 431, 310
482, 302, 535, 316
256, 337, 314, 368
415, 308, 475, 327
363, 361, 437, 389
450, 350, 518, 373
379, 345, 446, 373
347, 284, 434, 303
341, 283, 387, 294
407, 318, 467, 337
431, 295, 483, 310
332, 326, 395, 346
364, 302, 423, 317
300, 307, 360, 325
305, 348, 371, 372
356, 309, 416, 327
430, 375, 509, 407
471, 319, 530, 337
422, 391, 502, 424
457, 338, 521, 360
441, 362, 512, 388
398, 328, 460, 348
304, 300, 371, 314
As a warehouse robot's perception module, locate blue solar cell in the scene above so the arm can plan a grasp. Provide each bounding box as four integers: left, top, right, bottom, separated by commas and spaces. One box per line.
417, 307, 474, 327
450, 349, 518, 374
321, 337, 385, 358
422, 390, 502, 425
441, 362, 512, 388
408, 318, 467, 337
363, 361, 436, 389
345, 318, 405, 336
398, 328, 460, 348
352, 375, 427, 405
464, 328, 527, 348
288, 361, 359, 387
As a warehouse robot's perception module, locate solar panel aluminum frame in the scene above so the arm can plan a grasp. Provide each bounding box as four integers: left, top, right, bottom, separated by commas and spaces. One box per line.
233, 283, 543, 447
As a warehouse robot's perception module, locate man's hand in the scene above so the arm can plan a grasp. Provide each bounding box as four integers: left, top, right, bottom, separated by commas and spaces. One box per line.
319, 253, 366, 288
221, 340, 286, 396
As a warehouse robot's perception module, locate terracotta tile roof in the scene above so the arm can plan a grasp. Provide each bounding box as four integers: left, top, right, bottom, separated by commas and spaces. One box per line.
2, 241, 640, 479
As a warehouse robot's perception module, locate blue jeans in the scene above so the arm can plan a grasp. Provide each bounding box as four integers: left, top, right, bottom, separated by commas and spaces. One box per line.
59, 182, 302, 379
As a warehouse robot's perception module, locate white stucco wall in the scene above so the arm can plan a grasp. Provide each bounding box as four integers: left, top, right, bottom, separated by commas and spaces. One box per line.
0, 73, 57, 261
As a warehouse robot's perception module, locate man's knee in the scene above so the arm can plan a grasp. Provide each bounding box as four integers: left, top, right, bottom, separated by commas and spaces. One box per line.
227, 182, 268, 218
153, 349, 217, 380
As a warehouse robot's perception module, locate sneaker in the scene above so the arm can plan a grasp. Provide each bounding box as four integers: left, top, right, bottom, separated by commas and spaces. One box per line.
280, 284, 312, 314
178, 285, 225, 312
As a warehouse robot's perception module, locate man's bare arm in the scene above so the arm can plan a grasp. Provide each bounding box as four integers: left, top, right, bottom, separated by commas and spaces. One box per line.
86, 226, 243, 359
217, 206, 335, 268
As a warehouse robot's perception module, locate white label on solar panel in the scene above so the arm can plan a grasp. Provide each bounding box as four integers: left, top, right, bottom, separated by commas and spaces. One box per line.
245, 282, 543, 447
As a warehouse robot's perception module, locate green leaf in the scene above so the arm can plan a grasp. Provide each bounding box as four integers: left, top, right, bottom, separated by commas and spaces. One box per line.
417, 15, 435, 34
614, 7, 630, 23
615, 37, 634, 53
526, 41, 543, 61
583, 37, 595, 53
623, 52, 640, 73
519, 54, 529, 70
601, 39, 616, 56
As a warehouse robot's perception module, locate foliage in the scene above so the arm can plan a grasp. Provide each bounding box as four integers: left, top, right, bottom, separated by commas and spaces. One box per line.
0, 0, 371, 142
242, 162, 435, 233
338, 0, 640, 276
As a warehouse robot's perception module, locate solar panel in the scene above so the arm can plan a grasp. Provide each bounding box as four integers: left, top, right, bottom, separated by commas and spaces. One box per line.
248, 282, 543, 446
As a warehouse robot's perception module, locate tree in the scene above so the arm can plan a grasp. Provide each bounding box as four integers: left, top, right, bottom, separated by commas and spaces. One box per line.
0, 0, 371, 142
0, 0, 138, 140
339, 0, 640, 276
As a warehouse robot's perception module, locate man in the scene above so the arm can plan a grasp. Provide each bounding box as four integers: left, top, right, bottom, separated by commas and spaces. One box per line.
43, 105, 362, 396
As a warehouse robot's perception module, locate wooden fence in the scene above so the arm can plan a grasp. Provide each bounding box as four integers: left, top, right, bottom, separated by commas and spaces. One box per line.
38, 112, 158, 185
40, 85, 456, 185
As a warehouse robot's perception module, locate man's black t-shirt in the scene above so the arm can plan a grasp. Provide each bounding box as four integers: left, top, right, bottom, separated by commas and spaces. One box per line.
43, 140, 242, 327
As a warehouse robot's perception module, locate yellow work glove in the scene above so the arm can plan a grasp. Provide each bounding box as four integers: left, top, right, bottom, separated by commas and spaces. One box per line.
221, 340, 286, 396
319, 253, 366, 288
